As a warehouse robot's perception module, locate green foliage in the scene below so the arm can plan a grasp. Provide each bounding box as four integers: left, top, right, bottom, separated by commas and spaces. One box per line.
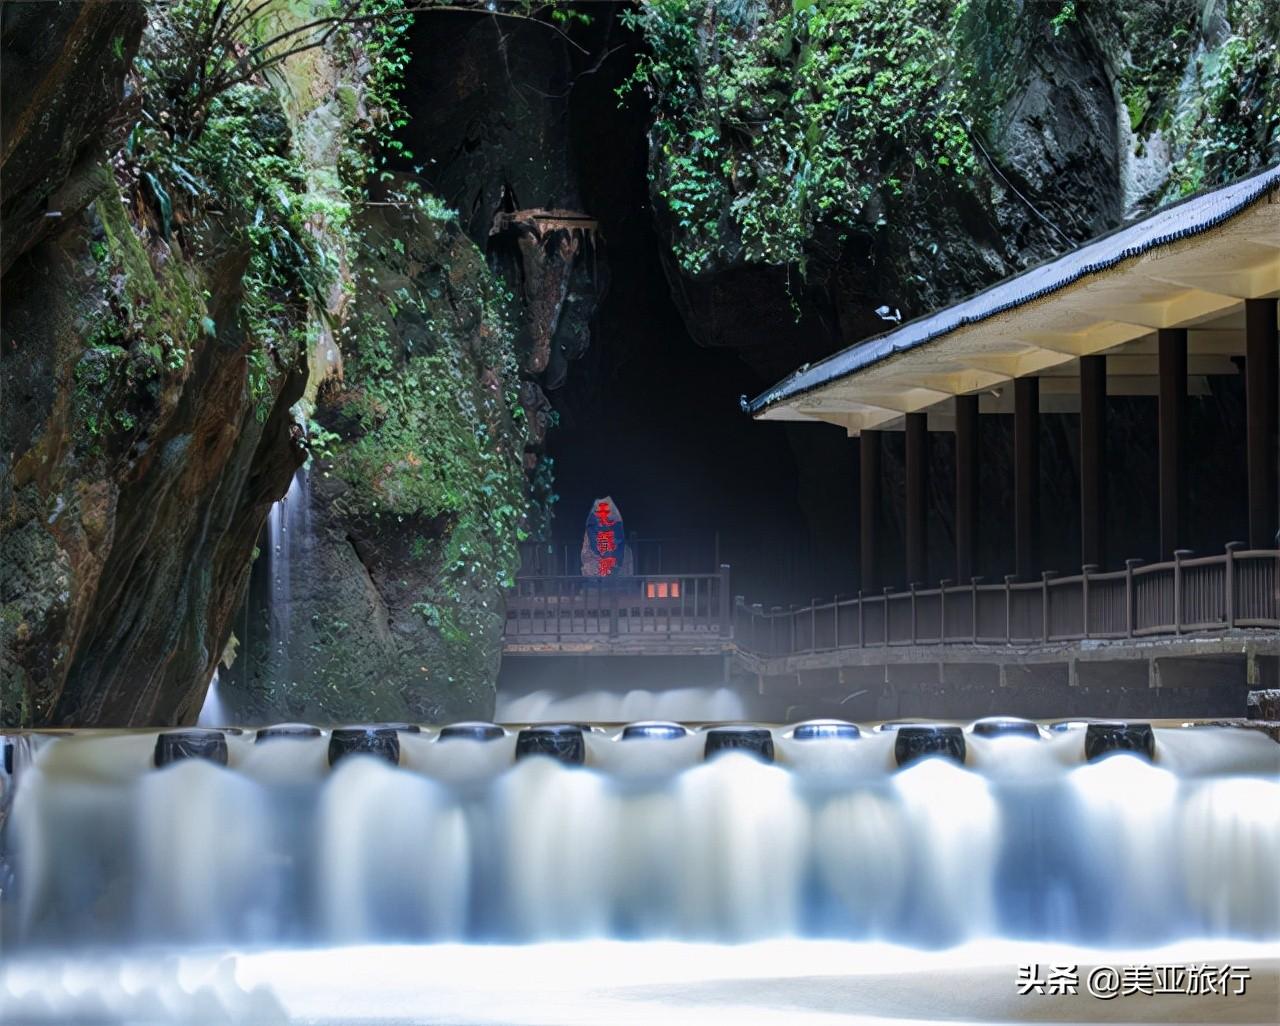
323, 207, 531, 696
333, 0, 417, 181
338, 223, 526, 542
1049, 0, 1077, 35
1162, 0, 1280, 196
621, 0, 977, 276
126, 1, 425, 420
1099, 0, 1279, 198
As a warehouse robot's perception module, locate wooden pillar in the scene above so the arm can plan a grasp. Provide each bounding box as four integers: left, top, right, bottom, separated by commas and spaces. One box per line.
1014, 377, 1040, 579
905, 412, 928, 584
860, 430, 882, 593
1158, 328, 1187, 559
955, 394, 979, 581
1079, 355, 1107, 568
1245, 298, 1278, 549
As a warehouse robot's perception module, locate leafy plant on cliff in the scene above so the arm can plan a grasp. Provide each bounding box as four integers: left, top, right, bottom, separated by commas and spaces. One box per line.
322, 206, 529, 698
1099, 0, 1279, 201
621, 0, 977, 276
1162, 0, 1280, 196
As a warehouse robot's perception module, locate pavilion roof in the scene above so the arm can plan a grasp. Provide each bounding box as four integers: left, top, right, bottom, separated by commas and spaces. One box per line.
746, 163, 1280, 433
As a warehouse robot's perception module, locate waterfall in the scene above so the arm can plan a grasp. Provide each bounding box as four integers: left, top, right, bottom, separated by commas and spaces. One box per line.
194, 467, 312, 724
4, 724, 1277, 949
267, 467, 312, 688
195, 669, 227, 728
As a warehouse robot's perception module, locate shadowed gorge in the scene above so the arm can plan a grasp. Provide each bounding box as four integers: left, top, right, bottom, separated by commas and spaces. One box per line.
1, 3, 1278, 1023
3, 1, 1276, 725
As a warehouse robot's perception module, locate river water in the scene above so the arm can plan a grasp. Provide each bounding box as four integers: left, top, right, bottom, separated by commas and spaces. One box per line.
1, 721, 1276, 1023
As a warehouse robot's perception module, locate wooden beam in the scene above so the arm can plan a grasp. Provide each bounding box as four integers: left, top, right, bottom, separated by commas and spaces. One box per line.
905, 413, 928, 584
1014, 377, 1040, 579
860, 430, 882, 593
1245, 298, 1278, 548
955, 394, 979, 582
1080, 355, 1107, 568
1158, 328, 1187, 559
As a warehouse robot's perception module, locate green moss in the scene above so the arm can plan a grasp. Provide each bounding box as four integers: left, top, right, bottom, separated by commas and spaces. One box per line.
95, 173, 205, 362
316, 202, 531, 705
622, 0, 979, 276
339, 209, 527, 567
1161, 0, 1280, 197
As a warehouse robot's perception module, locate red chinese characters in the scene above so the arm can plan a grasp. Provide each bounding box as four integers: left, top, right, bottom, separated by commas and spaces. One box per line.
581, 496, 625, 578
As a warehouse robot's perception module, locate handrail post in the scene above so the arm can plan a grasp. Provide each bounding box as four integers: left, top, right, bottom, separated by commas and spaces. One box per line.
1224, 542, 1242, 627
940, 579, 952, 644
1004, 575, 1016, 644
1082, 564, 1098, 638
910, 582, 918, 645
609, 578, 620, 638
971, 577, 980, 643
1125, 558, 1143, 637
718, 564, 731, 637
1173, 549, 1193, 634
1041, 570, 1057, 642
833, 595, 840, 649
811, 601, 818, 653
858, 590, 865, 649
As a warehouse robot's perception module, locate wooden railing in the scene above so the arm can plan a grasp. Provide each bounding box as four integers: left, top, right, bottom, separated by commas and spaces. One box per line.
506, 566, 733, 641
734, 547, 1280, 659
518, 537, 719, 577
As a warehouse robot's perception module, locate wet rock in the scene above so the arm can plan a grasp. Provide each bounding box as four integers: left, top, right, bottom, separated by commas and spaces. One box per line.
0, 0, 144, 274
1084, 722, 1154, 761
154, 730, 228, 768
703, 727, 774, 762
256, 724, 321, 742
894, 726, 966, 767
438, 722, 505, 741
621, 722, 688, 740
970, 717, 1041, 739
328, 727, 400, 767
792, 720, 861, 740
515, 725, 585, 765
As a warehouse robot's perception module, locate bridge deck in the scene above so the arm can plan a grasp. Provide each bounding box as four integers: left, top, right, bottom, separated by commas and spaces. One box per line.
504, 551, 1280, 668
503, 569, 732, 656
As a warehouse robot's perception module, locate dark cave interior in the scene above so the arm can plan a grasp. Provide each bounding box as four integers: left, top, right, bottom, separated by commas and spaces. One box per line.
394, 9, 1252, 610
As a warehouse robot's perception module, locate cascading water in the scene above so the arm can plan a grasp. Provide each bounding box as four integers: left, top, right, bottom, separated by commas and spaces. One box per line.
2, 720, 1276, 1022
195, 467, 312, 727
195, 668, 230, 729
3, 723, 1277, 949
265, 467, 312, 689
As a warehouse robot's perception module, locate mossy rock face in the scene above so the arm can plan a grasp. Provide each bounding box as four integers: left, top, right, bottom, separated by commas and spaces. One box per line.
626, 0, 1279, 369
1, 26, 310, 726
220, 194, 529, 725
0, 0, 145, 275
1, 166, 308, 727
